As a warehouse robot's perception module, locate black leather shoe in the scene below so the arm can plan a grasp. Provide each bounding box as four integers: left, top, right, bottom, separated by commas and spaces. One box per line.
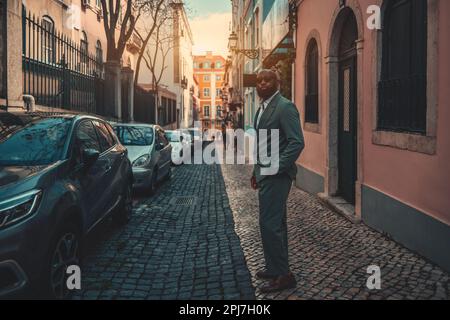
260, 273, 297, 293
255, 270, 277, 280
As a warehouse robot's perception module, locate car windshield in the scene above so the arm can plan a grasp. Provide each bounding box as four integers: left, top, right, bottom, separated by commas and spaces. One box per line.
114, 126, 154, 146
0, 114, 72, 166
188, 129, 200, 139
165, 131, 181, 142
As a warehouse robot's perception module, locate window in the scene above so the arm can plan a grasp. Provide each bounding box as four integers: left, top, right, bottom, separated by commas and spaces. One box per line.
378, 0, 427, 134
0, 116, 71, 166
305, 39, 319, 124
75, 120, 101, 163
80, 31, 88, 63
96, 41, 103, 64
194, 62, 198, 68
216, 106, 222, 117
42, 16, 55, 63
204, 106, 210, 117
216, 88, 222, 97
203, 75, 210, 82
255, 10, 260, 47
216, 75, 221, 81
93, 120, 115, 152
216, 61, 222, 68
204, 62, 210, 69
114, 126, 154, 146
203, 88, 210, 97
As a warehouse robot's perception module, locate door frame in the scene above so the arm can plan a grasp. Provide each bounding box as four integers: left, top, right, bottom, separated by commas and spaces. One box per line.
325, 4, 364, 217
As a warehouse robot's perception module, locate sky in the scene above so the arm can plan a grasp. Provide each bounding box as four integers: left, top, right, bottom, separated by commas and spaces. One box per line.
186, 0, 232, 58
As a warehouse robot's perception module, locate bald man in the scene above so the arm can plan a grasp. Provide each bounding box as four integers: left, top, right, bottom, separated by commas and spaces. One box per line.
251, 69, 305, 293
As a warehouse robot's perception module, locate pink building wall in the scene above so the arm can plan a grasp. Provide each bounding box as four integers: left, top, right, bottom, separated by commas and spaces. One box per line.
363, 0, 450, 227
294, 0, 450, 226
294, 0, 333, 178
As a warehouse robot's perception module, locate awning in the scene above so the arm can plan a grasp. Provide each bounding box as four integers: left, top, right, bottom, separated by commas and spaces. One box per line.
262, 33, 295, 68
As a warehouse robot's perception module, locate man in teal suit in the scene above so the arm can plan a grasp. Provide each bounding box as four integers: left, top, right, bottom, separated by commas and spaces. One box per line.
251, 69, 305, 293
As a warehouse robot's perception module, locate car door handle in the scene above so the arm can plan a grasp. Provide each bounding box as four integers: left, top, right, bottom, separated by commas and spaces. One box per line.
104, 166, 112, 173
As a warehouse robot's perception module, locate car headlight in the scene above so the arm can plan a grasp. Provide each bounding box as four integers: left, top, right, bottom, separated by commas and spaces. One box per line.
132, 154, 150, 167
0, 190, 42, 229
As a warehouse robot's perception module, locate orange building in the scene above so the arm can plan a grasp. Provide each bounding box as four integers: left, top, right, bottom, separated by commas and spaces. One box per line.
193, 52, 226, 132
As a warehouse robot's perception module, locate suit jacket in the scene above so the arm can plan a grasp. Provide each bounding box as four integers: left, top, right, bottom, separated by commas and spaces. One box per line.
253, 92, 305, 183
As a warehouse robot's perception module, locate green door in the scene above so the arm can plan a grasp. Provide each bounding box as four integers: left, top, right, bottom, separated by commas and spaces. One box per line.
338, 56, 357, 204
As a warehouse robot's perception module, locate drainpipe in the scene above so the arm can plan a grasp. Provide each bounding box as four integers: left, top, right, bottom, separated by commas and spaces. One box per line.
23, 94, 35, 112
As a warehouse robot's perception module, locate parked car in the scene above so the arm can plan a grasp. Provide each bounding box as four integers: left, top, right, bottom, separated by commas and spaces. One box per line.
165, 130, 189, 165
112, 123, 172, 193
0, 112, 133, 299
186, 127, 202, 144
184, 127, 202, 152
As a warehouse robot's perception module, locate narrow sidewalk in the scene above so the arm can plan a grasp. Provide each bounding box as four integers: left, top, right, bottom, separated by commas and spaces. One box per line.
221, 164, 450, 300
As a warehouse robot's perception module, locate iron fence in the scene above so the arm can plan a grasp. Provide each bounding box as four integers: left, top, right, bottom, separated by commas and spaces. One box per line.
22, 9, 105, 114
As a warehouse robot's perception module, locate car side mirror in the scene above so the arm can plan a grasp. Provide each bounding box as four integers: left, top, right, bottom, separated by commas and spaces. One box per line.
82, 148, 100, 168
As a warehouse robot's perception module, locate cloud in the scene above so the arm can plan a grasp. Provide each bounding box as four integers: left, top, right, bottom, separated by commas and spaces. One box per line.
190, 12, 231, 58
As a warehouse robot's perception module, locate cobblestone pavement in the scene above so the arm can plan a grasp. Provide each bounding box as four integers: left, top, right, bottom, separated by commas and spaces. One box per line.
73, 162, 449, 300
73, 164, 255, 300
221, 164, 450, 300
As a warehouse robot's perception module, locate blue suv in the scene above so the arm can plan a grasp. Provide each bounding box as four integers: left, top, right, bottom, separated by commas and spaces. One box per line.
0, 112, 133, 299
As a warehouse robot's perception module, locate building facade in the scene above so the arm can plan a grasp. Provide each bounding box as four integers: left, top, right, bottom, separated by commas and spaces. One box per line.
229, 0, 295, 131
292, 0, 450, 272
136, 0, 194, 129
193, 52, 226, 132
1, 0, 139, 120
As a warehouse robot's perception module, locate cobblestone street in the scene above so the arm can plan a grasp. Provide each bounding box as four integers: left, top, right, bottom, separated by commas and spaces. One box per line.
222, 165, 450, 300
74, 163, 450, 300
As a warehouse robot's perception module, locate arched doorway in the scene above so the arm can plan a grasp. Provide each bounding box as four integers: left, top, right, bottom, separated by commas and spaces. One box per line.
326, 6, 361, 207
337, 9, 358, 204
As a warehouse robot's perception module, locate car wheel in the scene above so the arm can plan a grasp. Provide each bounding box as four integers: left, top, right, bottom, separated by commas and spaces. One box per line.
113, 183, 132, 225
46, 223, 81, 300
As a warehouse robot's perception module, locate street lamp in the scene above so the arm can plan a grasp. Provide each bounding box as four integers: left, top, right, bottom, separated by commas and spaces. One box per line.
228, 31, 259, 59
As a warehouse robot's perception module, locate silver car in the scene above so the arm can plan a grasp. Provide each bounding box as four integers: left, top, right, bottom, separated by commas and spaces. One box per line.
112, 123, 172, 193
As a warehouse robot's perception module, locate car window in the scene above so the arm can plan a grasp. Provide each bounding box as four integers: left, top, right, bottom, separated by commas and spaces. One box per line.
114, 126, 154, 146
0, 115, 72, 166
104, 123, 119, 144
93, 120, 114, 152
165, 131, 180, 142
74, 120, 101, 163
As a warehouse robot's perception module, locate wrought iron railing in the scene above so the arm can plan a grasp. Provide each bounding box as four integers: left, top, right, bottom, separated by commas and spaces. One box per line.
22, 9, 105, 115
378, 76, 426, 134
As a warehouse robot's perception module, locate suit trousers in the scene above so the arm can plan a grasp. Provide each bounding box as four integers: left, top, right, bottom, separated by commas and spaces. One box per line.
258, 173, 292, 276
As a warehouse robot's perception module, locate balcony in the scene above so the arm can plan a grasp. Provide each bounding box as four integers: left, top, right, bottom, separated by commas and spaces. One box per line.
126, 33, 142, 54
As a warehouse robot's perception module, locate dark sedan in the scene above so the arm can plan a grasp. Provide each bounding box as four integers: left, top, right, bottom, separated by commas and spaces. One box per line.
0, 112, 133, 299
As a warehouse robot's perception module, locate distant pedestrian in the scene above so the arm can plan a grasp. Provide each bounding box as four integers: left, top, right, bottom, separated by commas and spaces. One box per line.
221, 122, 227, 149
